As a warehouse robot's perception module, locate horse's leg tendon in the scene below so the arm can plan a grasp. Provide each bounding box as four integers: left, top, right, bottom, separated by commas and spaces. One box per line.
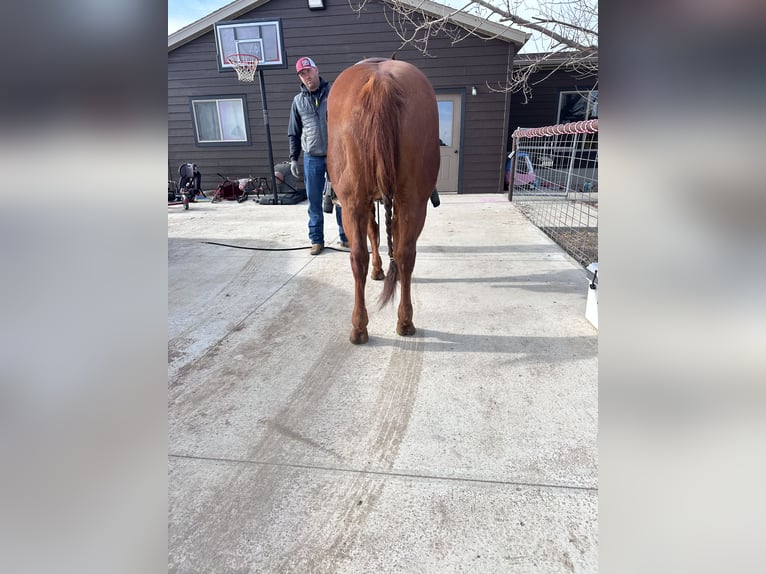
368, 204, 384, 281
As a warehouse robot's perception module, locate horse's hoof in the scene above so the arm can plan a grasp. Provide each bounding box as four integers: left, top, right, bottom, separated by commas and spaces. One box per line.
396, 322, 416, 336
371, 268, 385, 281
350, 328, 369, 345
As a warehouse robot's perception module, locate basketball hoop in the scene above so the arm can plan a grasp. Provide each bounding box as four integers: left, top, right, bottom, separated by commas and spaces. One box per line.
226, 54, 259, 83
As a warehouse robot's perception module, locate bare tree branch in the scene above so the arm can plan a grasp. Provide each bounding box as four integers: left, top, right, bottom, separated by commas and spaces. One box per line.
471, 0, 594, 51
530, 17, 599, 39
349, 0, 598, 97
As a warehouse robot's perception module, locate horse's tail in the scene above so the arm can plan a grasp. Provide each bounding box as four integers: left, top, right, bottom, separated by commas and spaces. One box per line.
355, 69, 403, 308
380, 199, 397, 307
356, 69, 402, 208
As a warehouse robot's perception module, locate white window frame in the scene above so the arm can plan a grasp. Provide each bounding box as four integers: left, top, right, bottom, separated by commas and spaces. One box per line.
190, 96, 249, 145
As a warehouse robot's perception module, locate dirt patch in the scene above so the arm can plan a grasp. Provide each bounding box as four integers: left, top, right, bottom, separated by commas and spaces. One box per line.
542, 227, 598, 267
516, 200, 598, 267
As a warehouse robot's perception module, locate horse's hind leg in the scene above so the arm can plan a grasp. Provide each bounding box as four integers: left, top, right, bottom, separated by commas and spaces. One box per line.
394, 204, 427, 337
367, 204, 384, 281
345, 204, 371, 344
394, 235, 418, 337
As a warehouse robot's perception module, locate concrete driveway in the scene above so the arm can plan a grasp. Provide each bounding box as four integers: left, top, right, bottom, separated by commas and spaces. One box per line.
168, 193, 597, 573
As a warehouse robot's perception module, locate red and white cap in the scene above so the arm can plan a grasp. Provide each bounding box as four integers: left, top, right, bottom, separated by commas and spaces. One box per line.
295, 56, 317, 74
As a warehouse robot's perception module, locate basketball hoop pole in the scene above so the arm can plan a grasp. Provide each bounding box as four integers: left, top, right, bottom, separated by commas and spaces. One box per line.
256, 68, 279, 204
225, 52, 280, 204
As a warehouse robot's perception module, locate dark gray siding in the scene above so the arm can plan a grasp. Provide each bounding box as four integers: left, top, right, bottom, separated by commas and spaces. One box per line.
168, 0, 516, 193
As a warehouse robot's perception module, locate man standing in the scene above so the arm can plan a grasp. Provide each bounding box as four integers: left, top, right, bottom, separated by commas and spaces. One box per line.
288, 56, 349, 255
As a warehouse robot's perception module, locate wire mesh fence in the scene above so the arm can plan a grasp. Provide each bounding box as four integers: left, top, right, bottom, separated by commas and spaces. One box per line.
508, 119, 598, 268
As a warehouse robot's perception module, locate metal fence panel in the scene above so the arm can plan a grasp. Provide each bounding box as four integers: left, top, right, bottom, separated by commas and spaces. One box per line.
509, 120, 598, 267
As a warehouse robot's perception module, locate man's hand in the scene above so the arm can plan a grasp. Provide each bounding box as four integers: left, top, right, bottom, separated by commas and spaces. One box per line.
290, 159, 300, 179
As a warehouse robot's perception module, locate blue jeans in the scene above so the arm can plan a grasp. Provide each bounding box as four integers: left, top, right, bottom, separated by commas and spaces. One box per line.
304, 154, 347, 245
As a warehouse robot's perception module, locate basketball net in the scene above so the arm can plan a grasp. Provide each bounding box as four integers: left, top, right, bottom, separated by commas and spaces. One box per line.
226, 54, 259, 83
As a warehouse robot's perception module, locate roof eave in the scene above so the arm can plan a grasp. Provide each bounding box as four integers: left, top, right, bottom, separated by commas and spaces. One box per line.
513, 51, 599, 69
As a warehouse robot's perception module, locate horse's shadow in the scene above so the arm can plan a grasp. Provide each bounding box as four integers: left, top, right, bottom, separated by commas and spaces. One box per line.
366, 328, 597, 366
413, 269, 584, 294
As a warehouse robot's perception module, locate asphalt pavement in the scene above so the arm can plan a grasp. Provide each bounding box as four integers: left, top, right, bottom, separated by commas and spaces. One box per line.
168, 192, 598, 573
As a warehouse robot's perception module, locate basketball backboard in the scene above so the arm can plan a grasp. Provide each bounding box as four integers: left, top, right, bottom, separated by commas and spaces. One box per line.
214, 18, 287, 71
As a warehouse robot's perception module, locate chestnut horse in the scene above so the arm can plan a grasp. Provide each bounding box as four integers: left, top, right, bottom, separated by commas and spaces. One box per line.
327, 58, 440, 344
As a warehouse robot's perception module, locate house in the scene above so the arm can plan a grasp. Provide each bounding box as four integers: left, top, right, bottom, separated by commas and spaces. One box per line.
168, 0, 529, 194
504, 52, 598, 187
507, 52, 598, 140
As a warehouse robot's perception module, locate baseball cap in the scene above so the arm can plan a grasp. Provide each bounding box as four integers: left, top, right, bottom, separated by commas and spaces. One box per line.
295, 57, 317, 74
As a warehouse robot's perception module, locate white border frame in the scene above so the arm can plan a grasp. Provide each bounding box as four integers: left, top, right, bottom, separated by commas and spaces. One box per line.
215, 18, 286, 70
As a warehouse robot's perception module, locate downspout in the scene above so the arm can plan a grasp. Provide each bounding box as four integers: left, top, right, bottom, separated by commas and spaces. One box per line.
500, 42, 513, 194
507, 141, 517, 202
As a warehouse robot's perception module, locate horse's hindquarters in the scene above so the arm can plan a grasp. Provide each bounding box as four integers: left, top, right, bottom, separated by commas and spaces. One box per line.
328, 58, 440, 342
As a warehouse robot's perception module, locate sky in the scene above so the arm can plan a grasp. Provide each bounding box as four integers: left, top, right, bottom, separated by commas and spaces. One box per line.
168, 0, 231, 35
167, 0, 591, 53
167, 0, 523, 36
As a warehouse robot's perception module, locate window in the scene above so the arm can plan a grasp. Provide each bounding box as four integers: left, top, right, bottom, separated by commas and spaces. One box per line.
556, 90, 598, 167
437, 101, 453, 146
557, 90, 598, 124
190, 96, 249, 145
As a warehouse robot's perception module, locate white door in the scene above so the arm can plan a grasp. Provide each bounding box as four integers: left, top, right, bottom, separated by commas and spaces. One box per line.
436, 94, 462, 192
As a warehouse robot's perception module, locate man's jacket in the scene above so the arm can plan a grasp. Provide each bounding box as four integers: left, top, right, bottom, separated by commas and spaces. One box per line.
288, 78, 330, 160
